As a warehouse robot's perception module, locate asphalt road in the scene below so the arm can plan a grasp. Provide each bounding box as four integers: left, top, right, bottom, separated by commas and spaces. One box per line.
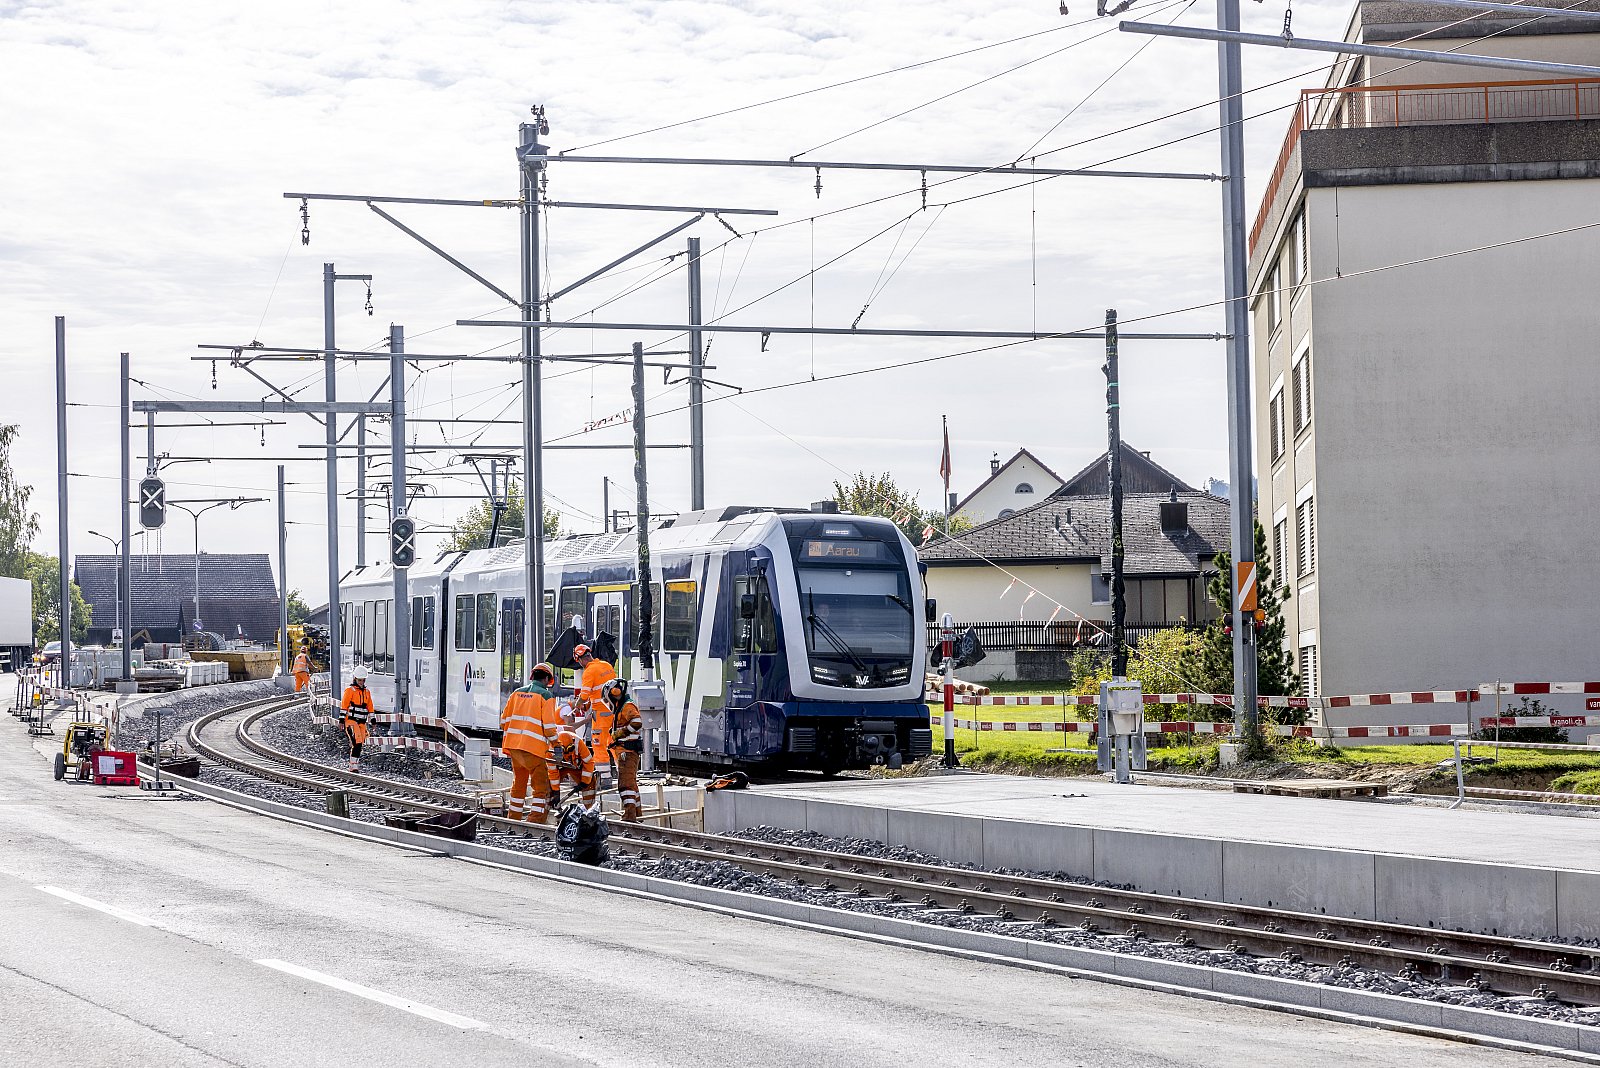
0, 710, 1560, 1067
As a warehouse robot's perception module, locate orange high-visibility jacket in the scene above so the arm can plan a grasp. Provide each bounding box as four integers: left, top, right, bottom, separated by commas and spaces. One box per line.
610, 700, 644, 753
553, 733, 596, 785
341, 684, 375, 744
579, 660, 618, 748
293, 652, 312, 675
500, 683, 560, 757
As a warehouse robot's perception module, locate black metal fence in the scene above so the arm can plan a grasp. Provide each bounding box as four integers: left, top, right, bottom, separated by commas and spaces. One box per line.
926, 619, 1207, 652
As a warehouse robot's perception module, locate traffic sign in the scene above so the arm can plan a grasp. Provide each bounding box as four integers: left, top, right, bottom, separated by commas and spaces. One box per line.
390, 515, 416, 568
139, 477, 166, 529
1236, 560, 1257, 613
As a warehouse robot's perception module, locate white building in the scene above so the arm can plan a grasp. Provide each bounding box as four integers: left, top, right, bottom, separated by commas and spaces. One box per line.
952, 449, 1065, 525
1248, 0, 1600, 700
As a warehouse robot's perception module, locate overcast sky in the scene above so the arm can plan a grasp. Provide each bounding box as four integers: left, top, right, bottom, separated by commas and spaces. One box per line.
2, 0, 1356, 604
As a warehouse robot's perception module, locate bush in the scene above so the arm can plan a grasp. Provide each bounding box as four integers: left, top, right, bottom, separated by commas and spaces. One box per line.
1471, 697, 1569, 744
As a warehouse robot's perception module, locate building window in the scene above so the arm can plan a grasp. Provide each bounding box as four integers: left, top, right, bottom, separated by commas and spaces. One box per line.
1292, 350, 1312, 436
1273, 519, 1289, 589
1267, 266, 1280, 334
1296, 497, 1316, 578
1015, 482, 1034, 494
1300, 643, 1318, 697
1091, 567, 1111, 605
1269, 389, 1285, 464
1294, 211, 1308, 287
998, 509, 1016, 519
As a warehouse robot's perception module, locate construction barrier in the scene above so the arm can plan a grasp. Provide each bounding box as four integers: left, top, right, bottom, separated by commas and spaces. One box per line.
934, 690, 1473, 710
942, 717, 1468, 738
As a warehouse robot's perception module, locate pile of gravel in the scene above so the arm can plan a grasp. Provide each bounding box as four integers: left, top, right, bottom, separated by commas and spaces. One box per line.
117, 680, 283, 751
254, 706, 477, 796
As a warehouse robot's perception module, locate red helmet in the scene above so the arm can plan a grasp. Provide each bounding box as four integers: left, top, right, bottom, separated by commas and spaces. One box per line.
530, 662, 556, 683
573, 644, 592, 659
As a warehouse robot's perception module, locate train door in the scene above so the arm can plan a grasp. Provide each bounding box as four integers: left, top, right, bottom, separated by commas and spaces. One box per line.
499, 596, 525, 702
728, 559, 777, 708
590, 587, 626, 656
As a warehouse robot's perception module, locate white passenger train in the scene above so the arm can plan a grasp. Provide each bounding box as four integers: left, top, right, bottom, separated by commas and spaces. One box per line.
337, 506, 934, 771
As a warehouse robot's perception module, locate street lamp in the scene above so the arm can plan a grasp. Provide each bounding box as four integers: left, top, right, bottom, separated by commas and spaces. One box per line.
86, 529, 145, 646
166, 498, 267, 639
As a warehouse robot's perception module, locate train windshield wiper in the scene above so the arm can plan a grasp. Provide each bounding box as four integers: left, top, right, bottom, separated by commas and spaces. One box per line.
807, 594, 870, 674
887, 594, 914, 614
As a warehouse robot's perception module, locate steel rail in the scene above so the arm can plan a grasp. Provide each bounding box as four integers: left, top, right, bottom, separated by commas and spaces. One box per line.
182, 696, 1600, 1006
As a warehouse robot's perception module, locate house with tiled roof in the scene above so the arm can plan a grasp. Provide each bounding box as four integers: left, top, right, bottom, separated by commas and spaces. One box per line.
922, 450, 1228, 630
74, 554, 281, 646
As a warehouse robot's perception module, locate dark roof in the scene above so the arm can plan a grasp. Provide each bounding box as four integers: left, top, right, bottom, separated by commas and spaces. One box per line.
953, 448, 1064, 512
1056, 443, 1197, 498
920, 491, 1229, 575
73, 554, 280, 643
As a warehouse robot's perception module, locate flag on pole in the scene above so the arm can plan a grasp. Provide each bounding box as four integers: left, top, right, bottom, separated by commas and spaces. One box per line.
938, 416, 951, 490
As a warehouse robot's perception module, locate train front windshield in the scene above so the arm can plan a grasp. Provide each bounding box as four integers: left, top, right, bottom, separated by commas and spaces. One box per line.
791, 530, 915, 688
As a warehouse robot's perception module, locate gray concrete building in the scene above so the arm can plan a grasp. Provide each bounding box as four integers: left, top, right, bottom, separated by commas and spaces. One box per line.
1248, 1, 1600, 701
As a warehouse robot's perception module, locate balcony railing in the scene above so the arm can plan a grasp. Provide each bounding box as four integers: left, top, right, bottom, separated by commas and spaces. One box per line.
1249, 77, 1600, 253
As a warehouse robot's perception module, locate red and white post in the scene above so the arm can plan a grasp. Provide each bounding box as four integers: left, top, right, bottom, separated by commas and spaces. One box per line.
941, 612, 956, 768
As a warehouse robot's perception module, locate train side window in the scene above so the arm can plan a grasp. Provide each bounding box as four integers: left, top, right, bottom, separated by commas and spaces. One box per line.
733, 578, 753, 653
385, 599, 395, 669
355, 602, 368, 664
663, 580, 698, 652
475, 592, 496, 651
410, 597, 423, 650
454, 594, 474, 651
558, 586, 586, 636
423, 596, 435, 650
542, 590, 555, 651
500, 597, 525, 691
374, 600, 389, 670
339, 603, 349, 646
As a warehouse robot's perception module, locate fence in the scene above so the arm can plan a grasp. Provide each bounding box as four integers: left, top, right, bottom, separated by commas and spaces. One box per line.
927, 619, 1203, 652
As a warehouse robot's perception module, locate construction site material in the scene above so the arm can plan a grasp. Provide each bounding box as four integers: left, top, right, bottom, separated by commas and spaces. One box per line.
1232, 778, 1389, 799
191, 650, 278, 681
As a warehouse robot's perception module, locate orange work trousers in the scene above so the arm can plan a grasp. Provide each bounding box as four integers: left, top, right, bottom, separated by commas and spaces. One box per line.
294, 672, 311, 693
508, 748, 556, 823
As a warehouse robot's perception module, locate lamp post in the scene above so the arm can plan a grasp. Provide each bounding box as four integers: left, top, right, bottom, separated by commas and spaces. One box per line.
86, 529, 145, 647
167, 499, 267, 638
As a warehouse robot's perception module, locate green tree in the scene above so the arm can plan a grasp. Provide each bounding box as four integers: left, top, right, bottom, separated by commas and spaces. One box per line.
0, 424, 40, 579
25, 552, 91, 644
1201, 519, 1298, 701
443, 484, 560, 553
1069, 627, 1214, 718
831, 471, 972, 545
287, 589, 310, 624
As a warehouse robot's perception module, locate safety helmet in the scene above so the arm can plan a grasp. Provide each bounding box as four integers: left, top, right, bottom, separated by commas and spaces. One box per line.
351, 668, 367, 681
530, 662, 556, 683
555, 729, 578, 748
605, 679, 629, 704
573, 644, 592, 659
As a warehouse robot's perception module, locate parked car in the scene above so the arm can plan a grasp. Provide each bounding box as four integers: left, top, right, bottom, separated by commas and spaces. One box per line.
37, 641, 61, 665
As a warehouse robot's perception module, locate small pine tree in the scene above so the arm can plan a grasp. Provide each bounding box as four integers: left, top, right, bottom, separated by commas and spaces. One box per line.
1201, 519, 1298, 703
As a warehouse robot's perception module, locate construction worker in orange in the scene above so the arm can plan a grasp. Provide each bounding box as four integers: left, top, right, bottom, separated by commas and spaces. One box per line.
574, 643, 617, 754
341, 668, 375, 772
603, 679, 644, 821
552, 728, 598, 808
292, 643, 313, 693
501, 663, 562, 823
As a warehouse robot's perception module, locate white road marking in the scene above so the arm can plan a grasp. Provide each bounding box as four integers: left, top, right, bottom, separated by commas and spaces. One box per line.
255, 959, 487, 1030
37, 885, 157, 927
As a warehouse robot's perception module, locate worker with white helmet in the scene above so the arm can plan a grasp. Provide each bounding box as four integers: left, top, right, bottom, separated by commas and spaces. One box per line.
340, 668, 376, 772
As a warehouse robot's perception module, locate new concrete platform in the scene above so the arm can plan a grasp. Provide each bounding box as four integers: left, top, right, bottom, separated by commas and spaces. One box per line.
705, 773, 1600, 940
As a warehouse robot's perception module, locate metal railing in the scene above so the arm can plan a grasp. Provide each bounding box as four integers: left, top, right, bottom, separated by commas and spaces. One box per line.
1250, 77, 1600, 253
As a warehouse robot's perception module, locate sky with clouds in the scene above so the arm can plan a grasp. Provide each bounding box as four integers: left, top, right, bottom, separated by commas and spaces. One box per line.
1, 0, 1357, 603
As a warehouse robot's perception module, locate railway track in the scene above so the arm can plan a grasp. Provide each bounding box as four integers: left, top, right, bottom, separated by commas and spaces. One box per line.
184, 696, 1600, 1009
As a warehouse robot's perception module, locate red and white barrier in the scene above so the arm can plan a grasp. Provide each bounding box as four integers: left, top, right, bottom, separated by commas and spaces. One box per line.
944, 717, 1469, 739
939, 690, 1470, 710
1322, 690, 1477, 707
1478, 715, 1600, 729
1480, 682, 1600, 695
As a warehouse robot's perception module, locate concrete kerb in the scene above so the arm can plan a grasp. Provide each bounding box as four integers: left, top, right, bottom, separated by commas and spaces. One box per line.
133, 767, 1600, 1061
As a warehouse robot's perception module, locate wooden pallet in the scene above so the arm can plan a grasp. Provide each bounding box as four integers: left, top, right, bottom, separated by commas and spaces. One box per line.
1233, 778, 1389, 799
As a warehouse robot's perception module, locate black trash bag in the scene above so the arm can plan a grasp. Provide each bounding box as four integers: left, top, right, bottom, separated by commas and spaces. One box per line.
591, 630, 619, 666
555, 802, 611, 866
547, 626, 584, 671
706, 771, 749, 791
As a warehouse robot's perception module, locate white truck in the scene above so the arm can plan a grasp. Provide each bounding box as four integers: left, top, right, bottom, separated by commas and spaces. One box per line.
0, 575, 31, 674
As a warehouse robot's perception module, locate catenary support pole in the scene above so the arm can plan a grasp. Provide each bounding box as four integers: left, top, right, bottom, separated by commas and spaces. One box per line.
1105, 311, 1127, 680
120, 352, 132, 683
632, 342, 655, 683
390, 324, 409, 716
54, 317, 70, 689
356, 414, 366, 568
1213, 0, 1261, 745
602, 477, 610, 534
323, 263, 342, 702
519, 118, 549, 664
687, 236, 706, 511
278, 465, 289, 677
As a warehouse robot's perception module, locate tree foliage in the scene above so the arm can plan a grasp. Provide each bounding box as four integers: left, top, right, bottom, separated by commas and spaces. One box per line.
1068, 627, 1215, 717
831, 471, 972, 546
0, 424, 40, 580
287, 589, 310, 624
24, 552, 91, 644
1200, 519, 1298, 699
443, 483, 561, 553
